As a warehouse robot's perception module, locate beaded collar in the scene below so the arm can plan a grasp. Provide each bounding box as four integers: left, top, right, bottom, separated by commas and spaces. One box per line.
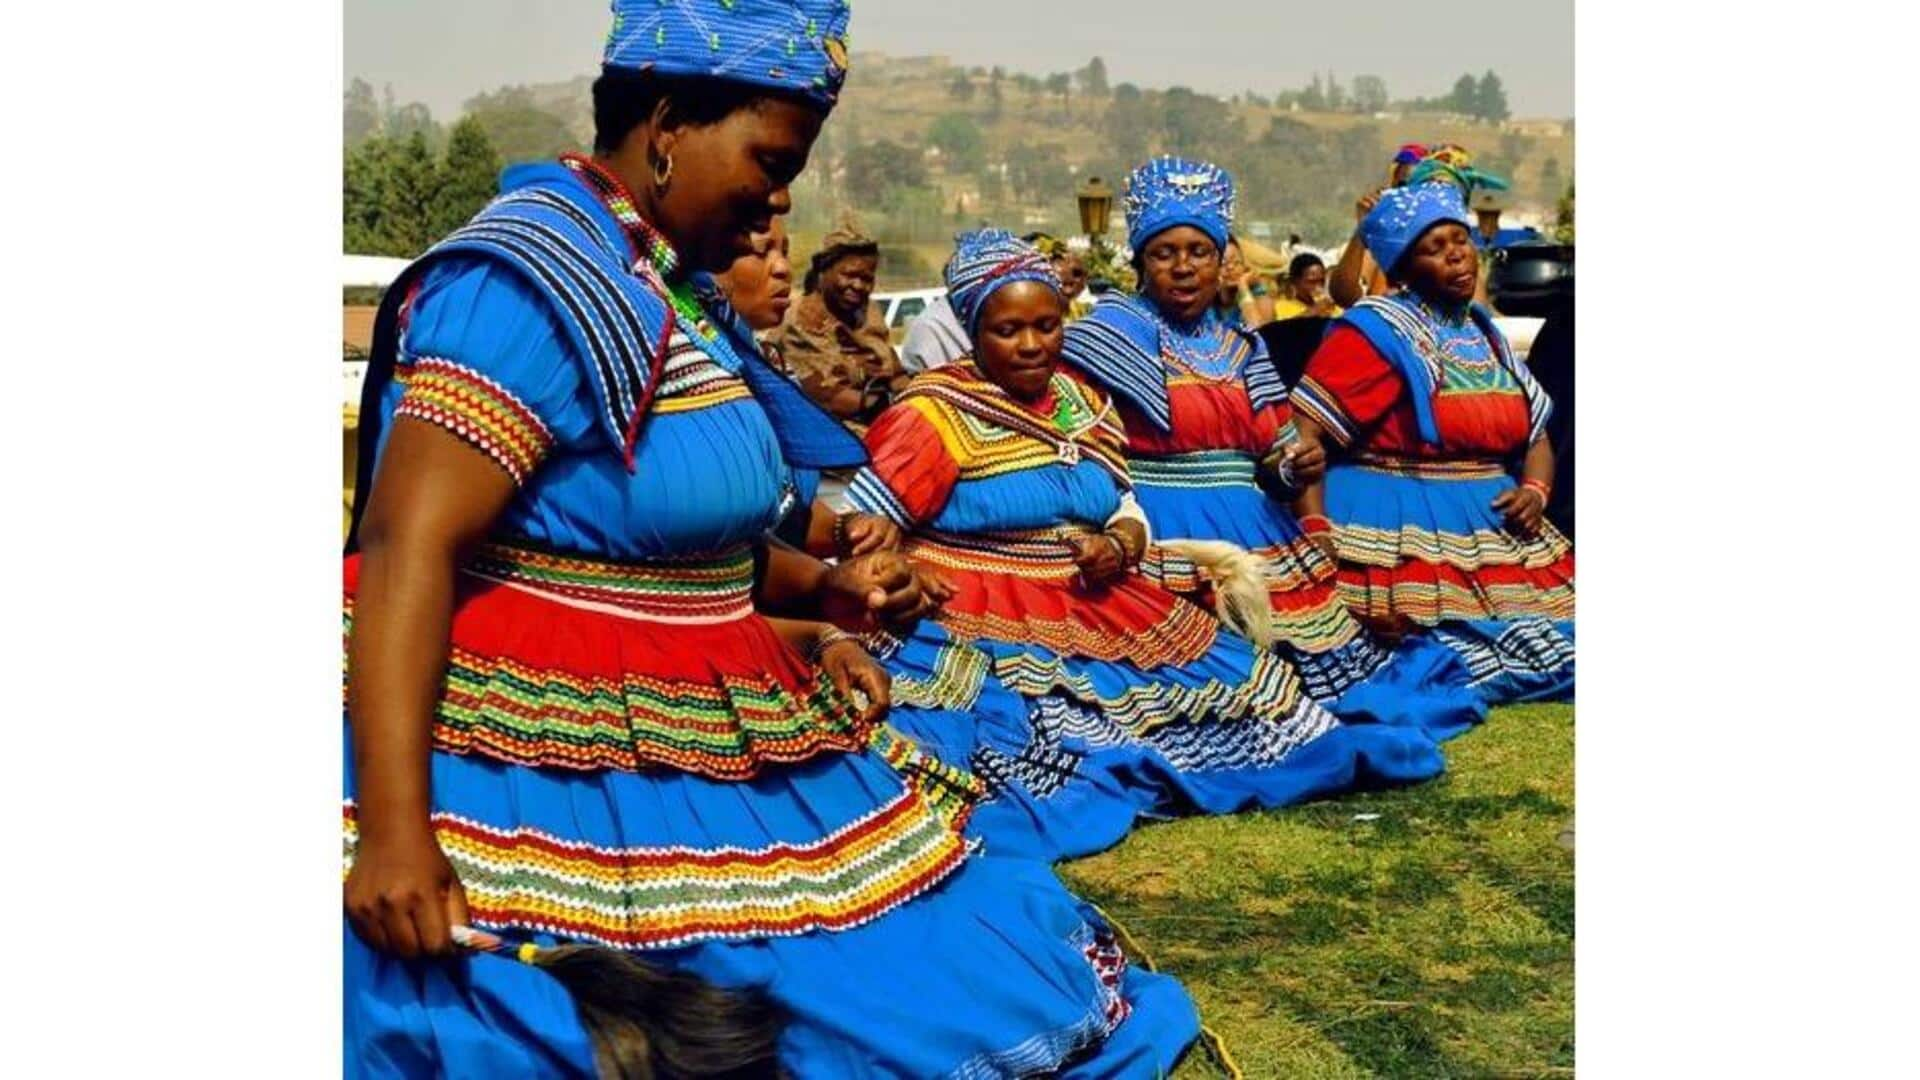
560, 152, 682, 280
1152, 306, 1243, 382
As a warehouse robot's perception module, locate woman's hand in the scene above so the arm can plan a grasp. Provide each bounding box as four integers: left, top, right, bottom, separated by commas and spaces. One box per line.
1266, 440, 1327, 489
345, 828, 470, 960
817, 636, 892, 724
838, 512, 902, 557
1067, 522, 1140, 587
1306, 530, 1340, 564
1355, 187, 1385, 222
1357, 609, 1419, 648
1491, 485, 1546, 536
821, 551, 941, 631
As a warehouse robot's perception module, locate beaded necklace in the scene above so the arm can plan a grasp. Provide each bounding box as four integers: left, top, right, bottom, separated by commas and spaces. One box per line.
1152, 306, 1242, 382
560, 152, 681, 280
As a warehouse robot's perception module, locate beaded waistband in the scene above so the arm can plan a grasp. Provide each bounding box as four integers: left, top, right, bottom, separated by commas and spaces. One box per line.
1126, 450, 1258, 489
905, 527, 1094, 582
1350, 453, 1508, 480
464, 541, 755, 623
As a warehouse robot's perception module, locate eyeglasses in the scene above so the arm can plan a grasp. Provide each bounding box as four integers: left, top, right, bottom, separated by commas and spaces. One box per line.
1142, 242, 1220, 269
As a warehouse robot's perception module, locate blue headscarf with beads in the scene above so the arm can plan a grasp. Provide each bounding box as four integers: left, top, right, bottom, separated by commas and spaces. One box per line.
943, 229, 1064, 337
1123, 156, 1235, 253
602, 0, 853, 109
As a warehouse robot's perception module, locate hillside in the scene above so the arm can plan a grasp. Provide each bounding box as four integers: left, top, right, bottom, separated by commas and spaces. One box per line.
348, 52, 1574, 288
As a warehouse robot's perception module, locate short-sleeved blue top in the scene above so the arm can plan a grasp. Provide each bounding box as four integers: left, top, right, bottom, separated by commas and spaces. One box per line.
371, 258, 797, 560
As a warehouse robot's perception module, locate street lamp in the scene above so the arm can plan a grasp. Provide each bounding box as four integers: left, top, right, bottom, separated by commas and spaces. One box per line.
1076, 176, 1114, 242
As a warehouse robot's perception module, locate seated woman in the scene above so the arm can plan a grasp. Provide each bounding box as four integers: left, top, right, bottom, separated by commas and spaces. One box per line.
1063, 156, 1485, 739
341, 7, 1199, 1075
1291, 181, 1574, 701
847, 228, 1446, 864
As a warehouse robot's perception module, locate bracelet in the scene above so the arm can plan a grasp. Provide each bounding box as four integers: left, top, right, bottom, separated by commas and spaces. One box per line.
831, 512, 853, 556
1520, 479, 1551, 503
1101, 530, 1133, 566
1248, 281, 1270, 297
1297, 514, 1334, 535
809, 626, 855, 664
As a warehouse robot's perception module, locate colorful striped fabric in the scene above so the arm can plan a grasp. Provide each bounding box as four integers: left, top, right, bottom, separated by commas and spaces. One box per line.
393, 358, 554, 484
340, 782, 972, 952
464, 541, 756, 623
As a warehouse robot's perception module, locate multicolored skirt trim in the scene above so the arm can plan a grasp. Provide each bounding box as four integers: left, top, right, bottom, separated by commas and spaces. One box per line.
1326, 457, 1576, 625
904, 528, 1222, 666
343, 543, 873, 781
1130, 450, 1490, 736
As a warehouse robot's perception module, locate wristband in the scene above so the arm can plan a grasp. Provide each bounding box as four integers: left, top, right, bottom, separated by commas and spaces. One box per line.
1520, 479, 1551, 503
832, 512, 853, 556
1102, 530, 1133, 566
1297, 514, 1334, 535
810, 626, 855, 664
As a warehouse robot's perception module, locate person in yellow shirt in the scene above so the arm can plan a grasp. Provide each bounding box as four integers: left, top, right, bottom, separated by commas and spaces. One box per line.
1271, 252, 1343, 320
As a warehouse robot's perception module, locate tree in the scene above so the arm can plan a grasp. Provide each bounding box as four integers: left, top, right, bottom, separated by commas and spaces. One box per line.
344, 77, 380, 146
1555, 179, 1575, 244
1475, 71, 1510, 123
842, 139, 927, 205
946, 71, 975, 103
1078, 56, 1110, 98
927, 113, 985, 174
1160, 87, 1241, 158
343, 136, 398, 254
1301, 74, 1327, 111
386, 101, 439, 145
463, 86, 579, 163
431, 117, 502, 239
1045, 72, 1072, 117
383, 131, 442, 256
1351, 75, 1389, 114
1449, 74, 1480, 115
1324, 72, 1346, 112
1539, 156, 1563, 203
985, 79, 1004, 122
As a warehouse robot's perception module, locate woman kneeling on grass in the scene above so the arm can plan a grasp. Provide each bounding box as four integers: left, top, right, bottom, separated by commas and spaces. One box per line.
342, 3, 1198, 1075
846, 228, 1447, 865
1063, 156, 1488, 741
1290, 181, 1575, 702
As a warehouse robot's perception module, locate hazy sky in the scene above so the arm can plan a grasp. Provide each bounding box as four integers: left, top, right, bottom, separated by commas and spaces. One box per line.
346, 1, 1572, 121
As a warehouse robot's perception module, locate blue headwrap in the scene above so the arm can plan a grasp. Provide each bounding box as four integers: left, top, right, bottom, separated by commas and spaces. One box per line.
1124, 156, 1235, 253
1360, 183, 1473, 278
943, 229, 1063, 337
603, 0, 853, 110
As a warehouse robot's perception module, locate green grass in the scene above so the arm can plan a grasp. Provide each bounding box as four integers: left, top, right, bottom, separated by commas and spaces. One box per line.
1059, 703, 1574, 1079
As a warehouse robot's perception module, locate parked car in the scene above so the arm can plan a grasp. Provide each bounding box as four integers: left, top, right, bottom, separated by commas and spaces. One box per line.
872, 287, 945, 344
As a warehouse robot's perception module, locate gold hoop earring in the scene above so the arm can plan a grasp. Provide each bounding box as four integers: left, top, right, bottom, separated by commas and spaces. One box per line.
652, 152, 674, 192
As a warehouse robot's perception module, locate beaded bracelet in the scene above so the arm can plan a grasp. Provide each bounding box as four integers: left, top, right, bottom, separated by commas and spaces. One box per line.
810, 626, 856, 664
831, 512, 853, 556
1520, 479, 1551, 503
1297, 514, 1334, 535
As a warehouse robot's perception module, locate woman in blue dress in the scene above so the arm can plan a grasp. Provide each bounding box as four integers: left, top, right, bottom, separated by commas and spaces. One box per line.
1060, 157, 1492, 734
847, 229, 1446, 864
341, 4, 1198, 1075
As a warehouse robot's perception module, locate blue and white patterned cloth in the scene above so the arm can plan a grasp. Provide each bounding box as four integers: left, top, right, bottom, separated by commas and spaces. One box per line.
1124, 156, 1236, 252
603, 0, 853, 109
942, 228, 1063, 335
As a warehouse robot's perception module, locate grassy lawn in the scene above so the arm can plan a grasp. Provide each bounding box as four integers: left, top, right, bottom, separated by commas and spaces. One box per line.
1059, 703, 1574, 1079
